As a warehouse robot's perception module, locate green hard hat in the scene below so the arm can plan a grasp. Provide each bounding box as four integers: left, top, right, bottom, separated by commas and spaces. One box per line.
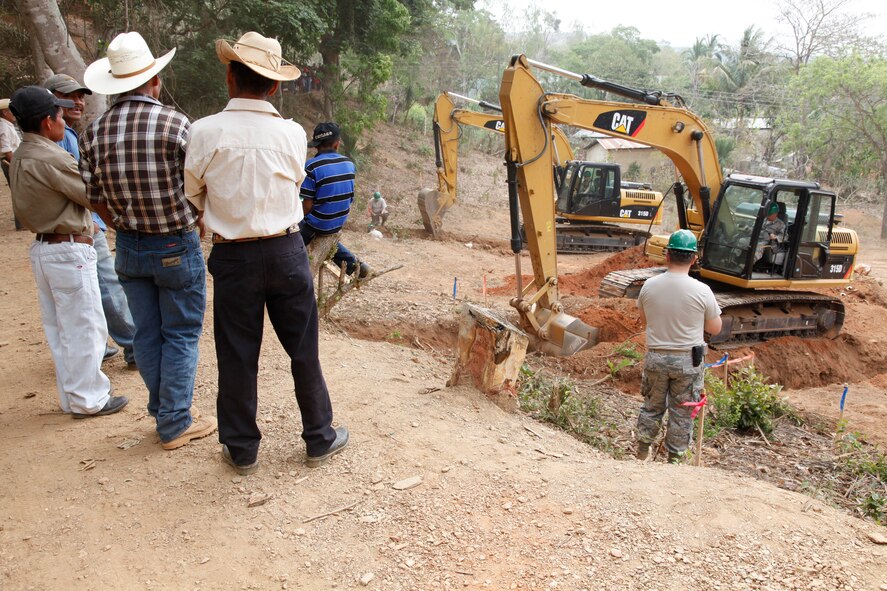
768, 202, 779, 215
373, 191, 381, 199
667, 229, 698, 252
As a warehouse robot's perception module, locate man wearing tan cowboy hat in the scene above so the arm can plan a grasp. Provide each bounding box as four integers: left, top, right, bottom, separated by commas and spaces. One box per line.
7, 86, 128, 418
185, 31, 348, 475
80, 32, 217, 450
43, 73, 138, 369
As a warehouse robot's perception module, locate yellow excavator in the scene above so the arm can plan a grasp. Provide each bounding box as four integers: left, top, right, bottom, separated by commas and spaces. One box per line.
498, 55, 858, 355
417, 91, 664, 252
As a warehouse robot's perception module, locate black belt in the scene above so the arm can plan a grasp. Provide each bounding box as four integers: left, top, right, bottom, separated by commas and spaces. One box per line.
117, 224, 197, 237
212, 226, 298, 244
649, 348, 691, 354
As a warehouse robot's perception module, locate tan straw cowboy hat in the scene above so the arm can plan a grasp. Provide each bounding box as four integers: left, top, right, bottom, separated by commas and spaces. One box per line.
215, 32, 300, 81
84, 32, 176, 95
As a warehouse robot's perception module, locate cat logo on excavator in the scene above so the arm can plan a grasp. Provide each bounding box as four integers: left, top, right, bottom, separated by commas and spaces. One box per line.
592, 109, 647, 137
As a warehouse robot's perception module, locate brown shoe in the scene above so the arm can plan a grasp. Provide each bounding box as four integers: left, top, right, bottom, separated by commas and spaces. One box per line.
161, 416, 218, 450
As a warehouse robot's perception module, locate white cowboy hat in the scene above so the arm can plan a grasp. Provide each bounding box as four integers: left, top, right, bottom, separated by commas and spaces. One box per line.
84, 32, 176, 95
215, 32, 300, 81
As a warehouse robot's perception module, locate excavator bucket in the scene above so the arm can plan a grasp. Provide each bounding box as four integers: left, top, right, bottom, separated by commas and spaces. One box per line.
417, 188, 449, 238
529, 308, 599, 357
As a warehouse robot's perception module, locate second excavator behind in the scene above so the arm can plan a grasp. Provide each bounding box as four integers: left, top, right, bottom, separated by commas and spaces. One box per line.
417, 91, 663, 253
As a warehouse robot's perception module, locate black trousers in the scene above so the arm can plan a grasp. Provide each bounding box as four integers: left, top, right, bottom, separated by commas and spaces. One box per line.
208, 232, 336, 464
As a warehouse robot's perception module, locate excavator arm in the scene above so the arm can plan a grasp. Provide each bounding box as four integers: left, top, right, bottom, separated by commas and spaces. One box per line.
498, 55, 854, 353
418, 91, 574, 237
497, 54, 723, 355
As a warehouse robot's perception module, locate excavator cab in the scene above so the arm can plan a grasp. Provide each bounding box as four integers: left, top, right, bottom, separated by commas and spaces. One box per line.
557, 162, 618, 217
701, 175, 853, 283
556, 161, 662, 225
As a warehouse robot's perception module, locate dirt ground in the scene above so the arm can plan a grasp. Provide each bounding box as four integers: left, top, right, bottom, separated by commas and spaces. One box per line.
2, 120, 887, 590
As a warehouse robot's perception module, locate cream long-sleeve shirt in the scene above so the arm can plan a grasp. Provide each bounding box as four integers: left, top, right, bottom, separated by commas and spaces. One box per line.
185, 98, 307, 239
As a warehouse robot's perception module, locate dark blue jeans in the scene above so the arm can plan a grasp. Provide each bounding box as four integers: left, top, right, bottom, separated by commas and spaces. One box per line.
298, 222, 358, 273
208, 232, 336, 465
115, 229, 206, 442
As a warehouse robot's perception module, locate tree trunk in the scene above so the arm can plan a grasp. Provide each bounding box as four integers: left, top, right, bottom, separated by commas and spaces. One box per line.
15, 0, 107, 125
27, 26, 53, 82
880, 162, 887, 239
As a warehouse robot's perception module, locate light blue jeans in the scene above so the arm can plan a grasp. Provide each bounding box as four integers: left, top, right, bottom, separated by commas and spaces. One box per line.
93, 230, 136, 364
115, 229, 205, 442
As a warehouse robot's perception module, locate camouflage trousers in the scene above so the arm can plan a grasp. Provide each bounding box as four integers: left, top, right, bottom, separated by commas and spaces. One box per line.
636, 351, 704, 454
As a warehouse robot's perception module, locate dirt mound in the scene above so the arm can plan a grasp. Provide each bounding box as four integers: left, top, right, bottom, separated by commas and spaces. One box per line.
575, 298, 643, 343
558, 245, 654, 296
833, 274, 887, 308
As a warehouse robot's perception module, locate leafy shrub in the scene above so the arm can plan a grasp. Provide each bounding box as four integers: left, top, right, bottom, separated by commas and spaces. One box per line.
706, 366, 793, 434
405, 102, 427, 130
517, 365, 620, 454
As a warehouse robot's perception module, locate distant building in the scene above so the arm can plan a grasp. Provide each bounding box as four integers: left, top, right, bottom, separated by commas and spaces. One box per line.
573, 130, 667, 178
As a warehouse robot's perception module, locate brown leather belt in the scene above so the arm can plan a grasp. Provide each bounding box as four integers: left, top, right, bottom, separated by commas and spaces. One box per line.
212, 227, 297, 244
36, 233, 94, 246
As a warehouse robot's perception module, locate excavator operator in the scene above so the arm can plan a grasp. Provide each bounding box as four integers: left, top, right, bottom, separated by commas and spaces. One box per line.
754, 202, 786, 264
635, 230, 722, 463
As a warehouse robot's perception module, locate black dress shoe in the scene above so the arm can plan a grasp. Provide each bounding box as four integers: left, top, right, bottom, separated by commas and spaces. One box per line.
72, 395, 129, 419
222, 445, 259, 475
102, 345, 119, 361
306, 426, 349, 467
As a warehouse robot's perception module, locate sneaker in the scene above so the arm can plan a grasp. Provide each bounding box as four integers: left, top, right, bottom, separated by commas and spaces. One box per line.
306, 426, 349, 467
102, 345, 119, 361
636, 442, 650, 461
72, 395, 129, 419
222, 444, 259, 476
357, 262, 372, 278
161, 416, 218, 450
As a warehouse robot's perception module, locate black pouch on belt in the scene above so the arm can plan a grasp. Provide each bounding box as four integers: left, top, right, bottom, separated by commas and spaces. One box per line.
692, 344, 704, 367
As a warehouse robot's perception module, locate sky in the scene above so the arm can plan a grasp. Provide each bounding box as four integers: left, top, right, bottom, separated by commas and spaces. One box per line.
479, 0, 887, 49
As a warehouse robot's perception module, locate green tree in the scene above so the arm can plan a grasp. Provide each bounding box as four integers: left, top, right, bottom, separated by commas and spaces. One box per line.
780, 53, 887, 236
554, 26, 660, 97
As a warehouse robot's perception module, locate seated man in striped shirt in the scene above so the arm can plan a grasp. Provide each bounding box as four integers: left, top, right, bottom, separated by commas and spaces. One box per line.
299, 122, 370, 278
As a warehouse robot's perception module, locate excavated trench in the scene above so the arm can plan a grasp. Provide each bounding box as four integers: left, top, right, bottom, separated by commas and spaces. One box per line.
346, 245, 887, 392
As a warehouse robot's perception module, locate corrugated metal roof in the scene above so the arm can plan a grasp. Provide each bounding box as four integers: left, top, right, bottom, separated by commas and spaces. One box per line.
595, 137, 651, 151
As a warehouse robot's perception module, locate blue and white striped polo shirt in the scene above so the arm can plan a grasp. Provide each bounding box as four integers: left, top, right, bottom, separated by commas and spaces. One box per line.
300, 151, 355, 234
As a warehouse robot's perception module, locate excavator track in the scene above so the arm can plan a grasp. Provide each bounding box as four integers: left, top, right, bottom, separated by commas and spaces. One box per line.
520, 223, 649, 254
599, 269, 845, 348
554, 223, 649, 253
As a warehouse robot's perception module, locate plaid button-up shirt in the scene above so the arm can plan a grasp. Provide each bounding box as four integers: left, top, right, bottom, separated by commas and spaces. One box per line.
79, 94, 196, 233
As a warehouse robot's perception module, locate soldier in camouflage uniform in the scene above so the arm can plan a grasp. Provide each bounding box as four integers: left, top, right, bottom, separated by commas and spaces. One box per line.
636, 230, 722, 462
754, 202, 786, 263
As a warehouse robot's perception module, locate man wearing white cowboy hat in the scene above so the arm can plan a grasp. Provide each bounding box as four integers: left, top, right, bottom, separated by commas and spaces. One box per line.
185, 31, 348, 475
80, 32, 217, 450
